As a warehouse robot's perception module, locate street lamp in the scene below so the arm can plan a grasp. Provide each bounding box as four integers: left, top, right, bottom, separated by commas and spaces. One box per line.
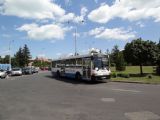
73, 20, 84, 56
9, 40, 14, 65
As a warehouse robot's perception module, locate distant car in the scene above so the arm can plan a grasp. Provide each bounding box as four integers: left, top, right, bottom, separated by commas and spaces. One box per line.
0, 70, 7, 79
11, 68, 22, 76
33, 67, 39, 73
22, 67, 33, 75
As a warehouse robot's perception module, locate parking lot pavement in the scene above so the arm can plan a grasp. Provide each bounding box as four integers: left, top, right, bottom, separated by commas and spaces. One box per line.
0, 71, 160, 120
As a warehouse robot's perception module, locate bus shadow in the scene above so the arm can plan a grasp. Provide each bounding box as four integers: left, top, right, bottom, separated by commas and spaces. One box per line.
45, 75, 106, 85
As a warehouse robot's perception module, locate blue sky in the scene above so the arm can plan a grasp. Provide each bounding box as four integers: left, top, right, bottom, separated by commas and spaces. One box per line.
0, 0, 160, 59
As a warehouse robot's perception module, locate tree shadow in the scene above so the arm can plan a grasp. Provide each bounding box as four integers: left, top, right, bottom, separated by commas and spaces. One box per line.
45, 75, 106, 85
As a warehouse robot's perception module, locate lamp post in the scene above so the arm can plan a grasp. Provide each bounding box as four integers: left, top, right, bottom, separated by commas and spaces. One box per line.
73, 20, 84, 56
9, 40, 13, 65
74, 26, 77, 56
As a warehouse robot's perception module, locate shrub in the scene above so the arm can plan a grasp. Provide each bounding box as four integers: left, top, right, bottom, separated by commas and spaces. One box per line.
117, 73, 130, 78
111, 72, 117, 78
156, 67, 160, 75
111, 63, 116, 67
147, 74, 152, 79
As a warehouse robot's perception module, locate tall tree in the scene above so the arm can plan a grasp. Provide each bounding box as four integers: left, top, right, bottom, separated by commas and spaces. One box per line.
124, 38, 158, 75
23, 44, 31, 66
157, 40, 160, 67
115, 51, 126, 71
110, 45, 119, 65
15, 47, 24, 67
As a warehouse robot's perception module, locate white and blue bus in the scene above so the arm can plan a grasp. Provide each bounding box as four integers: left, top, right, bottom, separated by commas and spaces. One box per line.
51, 52, 111, 81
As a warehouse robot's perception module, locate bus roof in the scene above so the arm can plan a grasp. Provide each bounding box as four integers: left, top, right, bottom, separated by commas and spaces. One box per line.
52, 53, 107, 61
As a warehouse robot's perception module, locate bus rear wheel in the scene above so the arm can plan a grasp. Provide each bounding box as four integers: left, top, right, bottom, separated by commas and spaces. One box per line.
75, 73, 81, 81
56, 71, 60, 78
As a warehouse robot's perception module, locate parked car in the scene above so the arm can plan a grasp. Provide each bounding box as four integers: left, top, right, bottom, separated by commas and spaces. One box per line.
22, 67, 34, 75
11, 68, 22, 76
33, 67, 39, 73
0, 70, 7, 79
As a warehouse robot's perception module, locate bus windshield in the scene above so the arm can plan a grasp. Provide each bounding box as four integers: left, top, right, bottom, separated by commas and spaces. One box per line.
93, 57, 109, 69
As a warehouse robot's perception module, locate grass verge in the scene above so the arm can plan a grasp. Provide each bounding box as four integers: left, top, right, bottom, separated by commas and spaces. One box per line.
111, 66, 160, 84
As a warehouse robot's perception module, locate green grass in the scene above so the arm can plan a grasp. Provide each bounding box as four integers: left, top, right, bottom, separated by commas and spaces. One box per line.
111, 66, 160, 84
111, 66, 154, 74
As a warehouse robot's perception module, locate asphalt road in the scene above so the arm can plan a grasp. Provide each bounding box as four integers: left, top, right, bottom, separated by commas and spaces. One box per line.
0, 71, 160, 120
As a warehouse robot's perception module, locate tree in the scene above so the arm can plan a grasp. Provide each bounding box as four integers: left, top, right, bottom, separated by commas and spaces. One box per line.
11, 56, 18, 67
23, 44, 31, 66
124, 38, 158, 75
110, 45, 126, 71
3, 55, 10, 64
115, 51, 126, 71
110, 45, 119, 66
14, 44, 31, 67
15, 47, 24, 67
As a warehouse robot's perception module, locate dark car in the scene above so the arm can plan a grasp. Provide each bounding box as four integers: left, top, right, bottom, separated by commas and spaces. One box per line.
22, 67, 34, 75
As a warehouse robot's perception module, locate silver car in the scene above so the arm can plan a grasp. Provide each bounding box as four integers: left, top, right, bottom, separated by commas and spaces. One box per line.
0, 70, 7, 79
11, 68, 22, 76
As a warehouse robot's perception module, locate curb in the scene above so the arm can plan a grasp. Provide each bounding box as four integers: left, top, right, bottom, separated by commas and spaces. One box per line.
111, 80, 160, 85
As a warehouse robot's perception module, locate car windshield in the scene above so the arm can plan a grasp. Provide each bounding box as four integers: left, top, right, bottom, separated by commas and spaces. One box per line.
25, 67, 31, 70
93, 57, 108, 69
12, 68, 21, 71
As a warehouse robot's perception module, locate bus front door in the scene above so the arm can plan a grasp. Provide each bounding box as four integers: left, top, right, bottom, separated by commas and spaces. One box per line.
83, 58, 91, 79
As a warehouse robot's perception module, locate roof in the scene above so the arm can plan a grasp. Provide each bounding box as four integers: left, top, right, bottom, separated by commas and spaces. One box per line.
52, 53, 107, 61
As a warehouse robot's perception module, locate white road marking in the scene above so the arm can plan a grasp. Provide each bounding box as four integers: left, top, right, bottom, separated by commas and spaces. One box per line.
101, 98, 115, 102
111, 88, 141, 93
125, 111, 160, 120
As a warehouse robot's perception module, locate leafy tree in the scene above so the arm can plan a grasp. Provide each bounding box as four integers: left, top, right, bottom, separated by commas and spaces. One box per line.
110, 45, 126, 71
23, 44, 31, 66
124, 38, 158, 75
115, 51, 126, 71
2, 55, 10, 64
155, 40, 160, 75
32, 60, 50, 68
110, 45, 119, 65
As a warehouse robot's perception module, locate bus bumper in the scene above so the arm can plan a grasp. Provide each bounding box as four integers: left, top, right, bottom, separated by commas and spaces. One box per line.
91, 75, 111, 81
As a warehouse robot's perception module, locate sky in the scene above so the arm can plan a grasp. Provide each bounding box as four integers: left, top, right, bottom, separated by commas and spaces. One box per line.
0, 0, 160, 59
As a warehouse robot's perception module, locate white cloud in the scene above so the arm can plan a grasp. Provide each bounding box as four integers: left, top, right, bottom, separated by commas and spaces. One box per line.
81, 6, 88, 17
2, 33, 10, 38
73, 32, 80, 37
94, 0, 98, 3
17, 23, 70, 40
59, 13, 75, 22
89, 27, 136, 40
88, 0, 160, 23
38, 54, 46, 57
136, 21, 145, 28
1, 25, 6, 30
0, 0, 65, 20
56, 53, 62, 56
65, 0, 72, 6
89, 27, 105, 36
59, 6, 88, 23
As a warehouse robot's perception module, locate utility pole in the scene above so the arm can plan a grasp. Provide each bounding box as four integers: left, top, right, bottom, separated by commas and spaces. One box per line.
9, 40, 13, 65
74, 26, 77, 56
